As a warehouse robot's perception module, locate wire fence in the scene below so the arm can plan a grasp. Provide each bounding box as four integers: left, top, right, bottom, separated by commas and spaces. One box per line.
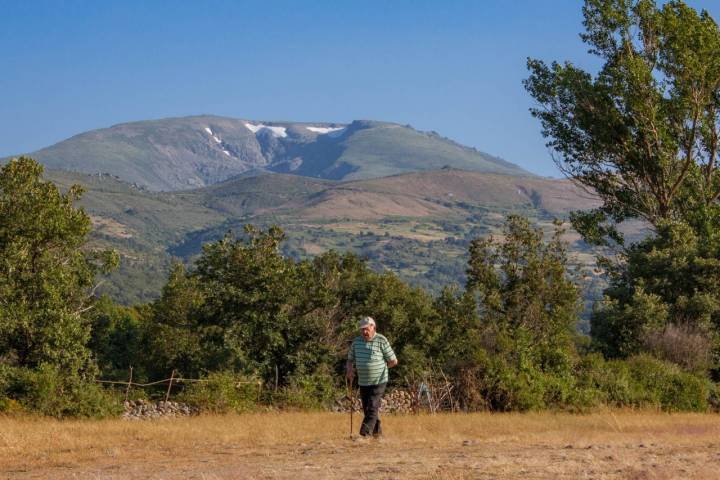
97, 367, 455, 414
96, 367, 263, 402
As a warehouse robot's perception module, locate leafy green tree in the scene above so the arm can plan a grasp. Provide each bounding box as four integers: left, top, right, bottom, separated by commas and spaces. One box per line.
89, 296, 148, 380
193, 225, 302, 380
524, 0, 720, 365
142, 262, 210, 379
430, 286, 483, 369
455, 216, 581, 410
0, 157, 117, 375
466, 216, 579, 358
525, 0, 720, 235
591, 222, 720, 371
143, 225, 439, 387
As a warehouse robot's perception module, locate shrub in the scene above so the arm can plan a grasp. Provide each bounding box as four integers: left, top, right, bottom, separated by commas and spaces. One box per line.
0, 364, 121, 418
177, 371, 261, 413
625, 354, 708, 412
450, 362, 490, 412
484, 360, 547, 411
576, 353, 709, 412
575, 353, 630, 407
642, 323, 715, 375
450, 352, 575, 412
276, 372, 340, 410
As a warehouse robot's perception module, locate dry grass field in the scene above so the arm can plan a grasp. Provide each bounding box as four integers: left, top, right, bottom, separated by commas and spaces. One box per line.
2, 411, 719, 479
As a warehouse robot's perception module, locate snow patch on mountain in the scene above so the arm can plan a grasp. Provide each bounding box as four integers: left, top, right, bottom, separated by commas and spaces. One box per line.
244, 122, 287, 138
306, 126, 345, 135
204, 127, 222, 143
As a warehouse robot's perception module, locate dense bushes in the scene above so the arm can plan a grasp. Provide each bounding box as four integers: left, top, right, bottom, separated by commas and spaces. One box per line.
0, 364, 121, 418
575, 354, 710, 412
273, 371, 341, 411
176, 372, 261, 414
449, 353, 710, 413
3, 215, 715, 416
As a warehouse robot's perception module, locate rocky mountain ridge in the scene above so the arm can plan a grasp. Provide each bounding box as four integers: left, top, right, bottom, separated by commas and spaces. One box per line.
13, 115, 530, 191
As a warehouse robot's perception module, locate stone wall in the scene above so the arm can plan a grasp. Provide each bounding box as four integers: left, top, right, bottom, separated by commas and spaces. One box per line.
333, 389, 415, 414
123, 399, 199, 420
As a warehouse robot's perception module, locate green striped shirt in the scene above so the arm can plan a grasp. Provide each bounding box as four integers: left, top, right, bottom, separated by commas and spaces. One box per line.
347, 333, 396, 386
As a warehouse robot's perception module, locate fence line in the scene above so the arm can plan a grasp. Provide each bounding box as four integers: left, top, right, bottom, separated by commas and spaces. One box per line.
95, 378, 263, 387
95, 368, 263, 402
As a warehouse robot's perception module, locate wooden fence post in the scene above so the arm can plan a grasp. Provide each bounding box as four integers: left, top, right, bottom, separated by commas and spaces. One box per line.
124, 366, 133, 402
164, 369, 176, 402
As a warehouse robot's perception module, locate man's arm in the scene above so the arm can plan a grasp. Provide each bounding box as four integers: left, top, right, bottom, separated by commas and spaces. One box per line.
382, 337, 398, 368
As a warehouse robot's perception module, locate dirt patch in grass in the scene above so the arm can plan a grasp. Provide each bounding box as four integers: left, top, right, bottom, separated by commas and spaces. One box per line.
302, 242, 325, 255
90, 215, 133, 239
2, 411, 719, 479
317, 221, 451, 242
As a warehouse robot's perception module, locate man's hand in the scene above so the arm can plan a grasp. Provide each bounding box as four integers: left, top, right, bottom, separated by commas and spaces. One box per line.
387, 359, 398, 368
345, 362, 354, 380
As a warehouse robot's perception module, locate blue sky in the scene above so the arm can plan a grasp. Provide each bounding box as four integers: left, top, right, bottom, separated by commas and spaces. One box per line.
1, 0, 718, 177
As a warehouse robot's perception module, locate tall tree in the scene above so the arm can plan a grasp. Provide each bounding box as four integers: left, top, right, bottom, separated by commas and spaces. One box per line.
466, 216, 579, 361
524, 0, 720, 365
453, 215, 581, 410
525, 0, 720, 238
0, 157, 117, 374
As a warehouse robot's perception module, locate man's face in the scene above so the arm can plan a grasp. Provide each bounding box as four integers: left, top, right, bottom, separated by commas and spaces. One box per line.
361, 323, 376, 341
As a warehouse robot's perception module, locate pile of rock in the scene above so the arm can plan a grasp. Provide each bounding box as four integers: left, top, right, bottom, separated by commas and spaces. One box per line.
122, 399, 199, 420
333, 389, 415, 414
382, 389, 414, 413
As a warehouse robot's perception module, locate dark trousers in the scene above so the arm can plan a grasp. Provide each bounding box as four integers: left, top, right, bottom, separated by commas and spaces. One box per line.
359, 382, 386, 436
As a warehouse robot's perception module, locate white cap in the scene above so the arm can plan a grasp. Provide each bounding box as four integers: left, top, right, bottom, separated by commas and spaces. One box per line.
358, 316, 376, 329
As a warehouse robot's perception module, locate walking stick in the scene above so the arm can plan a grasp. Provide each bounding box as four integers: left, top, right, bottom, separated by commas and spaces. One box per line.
346, 376, 353, 439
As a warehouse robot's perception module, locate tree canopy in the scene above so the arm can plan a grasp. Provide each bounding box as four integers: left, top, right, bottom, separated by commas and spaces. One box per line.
525, 0, 720, 241
0, 157, 118, 375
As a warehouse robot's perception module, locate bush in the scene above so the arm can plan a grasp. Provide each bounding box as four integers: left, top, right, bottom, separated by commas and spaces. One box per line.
453, 352, 711, 413
642, 323, 715, 375
484, 360, 547, 411
0, 364, 121, 418
276, 372, 340, 410
177, 371, 261, 413
576, 353, 709, 412
575, 353, 630, 407
451, 352, 578, 412
625, 354, 708, 412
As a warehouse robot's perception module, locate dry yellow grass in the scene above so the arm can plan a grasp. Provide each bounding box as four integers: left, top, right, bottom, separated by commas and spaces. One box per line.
2, 411, 719, 479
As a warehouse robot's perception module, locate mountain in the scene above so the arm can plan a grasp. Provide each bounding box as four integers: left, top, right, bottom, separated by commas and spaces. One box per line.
21, 115, 530, 191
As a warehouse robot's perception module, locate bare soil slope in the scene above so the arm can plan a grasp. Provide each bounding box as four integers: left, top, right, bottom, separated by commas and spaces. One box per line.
293, 170, 600, 220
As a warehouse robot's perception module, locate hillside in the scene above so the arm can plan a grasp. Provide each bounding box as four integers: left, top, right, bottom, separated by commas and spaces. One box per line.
19, 115, 529, 191
44, 169, 227, 303
43, 167, 606, 311
294, 169, 598, 220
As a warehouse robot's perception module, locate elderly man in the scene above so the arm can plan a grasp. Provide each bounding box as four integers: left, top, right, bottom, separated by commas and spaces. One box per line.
346, 316, 398, 438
